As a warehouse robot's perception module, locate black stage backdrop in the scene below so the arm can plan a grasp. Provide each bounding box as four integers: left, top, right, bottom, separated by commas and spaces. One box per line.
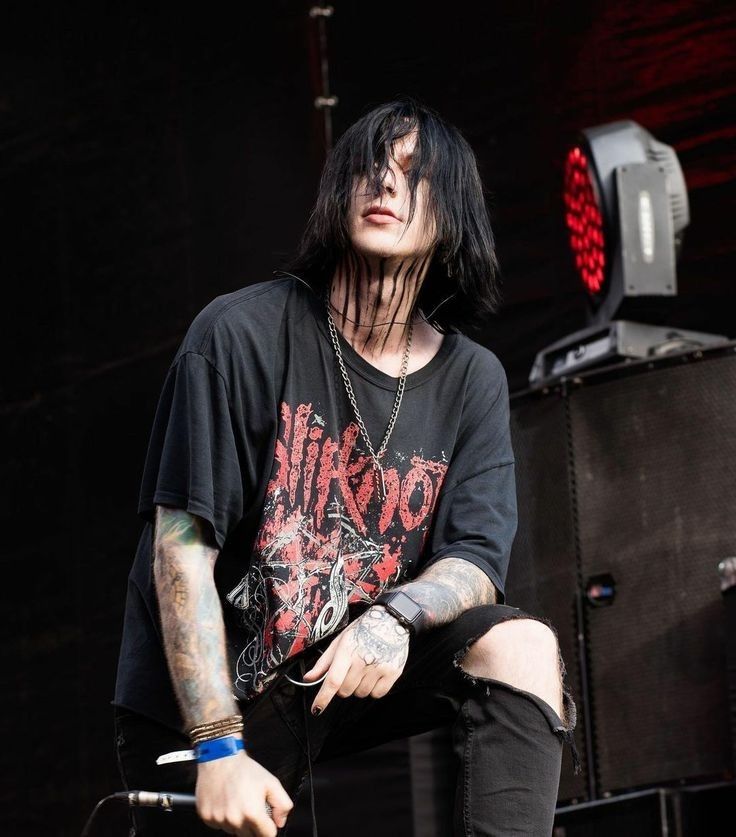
1, 2, 734, 834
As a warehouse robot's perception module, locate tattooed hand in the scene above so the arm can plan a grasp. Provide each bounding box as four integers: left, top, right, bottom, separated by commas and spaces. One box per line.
301, 606, 410, 714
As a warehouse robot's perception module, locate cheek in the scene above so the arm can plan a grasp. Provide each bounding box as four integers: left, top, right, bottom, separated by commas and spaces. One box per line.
347, 191, 360, 226
406, 207, 436, 250
347, 178, 365, 220
408, 185, 436, 244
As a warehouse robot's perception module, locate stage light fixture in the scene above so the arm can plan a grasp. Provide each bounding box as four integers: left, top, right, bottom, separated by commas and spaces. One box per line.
529, 119, 725, 387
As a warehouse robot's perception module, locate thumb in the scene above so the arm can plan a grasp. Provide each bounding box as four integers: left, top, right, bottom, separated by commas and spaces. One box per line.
301, 643, 336, 680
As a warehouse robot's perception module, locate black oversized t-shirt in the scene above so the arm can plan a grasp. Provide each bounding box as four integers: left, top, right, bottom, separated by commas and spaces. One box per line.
114, 275, 517, 731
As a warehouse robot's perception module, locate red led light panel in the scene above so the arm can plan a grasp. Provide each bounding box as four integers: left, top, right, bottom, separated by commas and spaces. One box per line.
563, 146, 606, 294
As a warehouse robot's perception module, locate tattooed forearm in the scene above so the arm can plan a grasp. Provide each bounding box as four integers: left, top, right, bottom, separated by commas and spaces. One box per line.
387, 557, 498, 630
153, 505, 238, 729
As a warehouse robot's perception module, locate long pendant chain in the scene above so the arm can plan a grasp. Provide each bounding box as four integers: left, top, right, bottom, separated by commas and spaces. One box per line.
324, 289, 413, 503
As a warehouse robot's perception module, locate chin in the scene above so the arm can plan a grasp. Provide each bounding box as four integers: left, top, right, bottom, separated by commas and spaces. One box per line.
350, 233, 405, 260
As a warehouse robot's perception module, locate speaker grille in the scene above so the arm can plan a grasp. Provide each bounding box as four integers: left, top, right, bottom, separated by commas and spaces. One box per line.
570, 354, 735, 791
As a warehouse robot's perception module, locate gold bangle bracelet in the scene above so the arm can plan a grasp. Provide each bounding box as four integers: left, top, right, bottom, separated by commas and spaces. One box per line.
187, 714, 242, 736
190, 722, 244, 745
190, 727, 244, 745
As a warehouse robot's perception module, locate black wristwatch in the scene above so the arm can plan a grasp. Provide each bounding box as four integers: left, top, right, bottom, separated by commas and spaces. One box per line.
373, 590, 426, 636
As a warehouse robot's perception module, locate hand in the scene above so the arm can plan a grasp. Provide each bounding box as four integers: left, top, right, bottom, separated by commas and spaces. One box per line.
195, 749, 293, 836
301, 605, 410, 715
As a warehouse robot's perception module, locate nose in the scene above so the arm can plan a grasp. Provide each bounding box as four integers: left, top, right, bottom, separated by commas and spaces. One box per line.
383, 168, 396, 195
377, 161, 398, 196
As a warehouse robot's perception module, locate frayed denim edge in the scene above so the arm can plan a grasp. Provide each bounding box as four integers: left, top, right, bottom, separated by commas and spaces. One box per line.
451, 610, 582, 776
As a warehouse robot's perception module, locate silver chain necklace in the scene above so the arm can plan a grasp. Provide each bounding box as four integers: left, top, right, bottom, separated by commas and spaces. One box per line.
324, 288, 414, 502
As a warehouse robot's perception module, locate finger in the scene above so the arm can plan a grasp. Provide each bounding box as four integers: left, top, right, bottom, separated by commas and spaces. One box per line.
354, 666, 382, 698
266, 783, 294, 830
302, 642, 337, 681
371, 674, 398, 700
337, 660, 368, 698
311, 648, 352, 714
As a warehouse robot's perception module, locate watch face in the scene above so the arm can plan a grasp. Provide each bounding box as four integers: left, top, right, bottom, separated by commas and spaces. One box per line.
393, 591, 423, 622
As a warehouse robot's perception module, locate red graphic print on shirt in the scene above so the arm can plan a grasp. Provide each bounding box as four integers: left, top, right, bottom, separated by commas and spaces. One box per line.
226, 399, 449, 700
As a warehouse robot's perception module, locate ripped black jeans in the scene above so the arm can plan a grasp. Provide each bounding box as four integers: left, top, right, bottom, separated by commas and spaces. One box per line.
114, 604, 579, 837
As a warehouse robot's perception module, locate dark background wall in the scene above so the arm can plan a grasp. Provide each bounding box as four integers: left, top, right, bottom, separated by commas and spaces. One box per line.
2, 2, 734, 833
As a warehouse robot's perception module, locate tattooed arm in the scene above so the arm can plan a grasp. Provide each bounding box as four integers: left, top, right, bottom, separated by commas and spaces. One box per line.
152, 504, 236, 727
153, 504, 293, 836
387, 557, 498, 629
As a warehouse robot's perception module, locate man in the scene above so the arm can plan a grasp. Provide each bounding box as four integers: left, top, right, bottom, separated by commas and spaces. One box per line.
114, 99, 578, 837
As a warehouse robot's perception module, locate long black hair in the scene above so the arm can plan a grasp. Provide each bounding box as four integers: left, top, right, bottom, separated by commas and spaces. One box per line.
280, 97, 502, 337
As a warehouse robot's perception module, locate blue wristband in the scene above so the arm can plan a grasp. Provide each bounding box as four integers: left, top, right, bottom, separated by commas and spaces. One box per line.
194, 735, 245, 763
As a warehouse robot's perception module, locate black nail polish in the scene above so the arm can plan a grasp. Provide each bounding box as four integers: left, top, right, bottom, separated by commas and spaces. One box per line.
312, 706, 322, 716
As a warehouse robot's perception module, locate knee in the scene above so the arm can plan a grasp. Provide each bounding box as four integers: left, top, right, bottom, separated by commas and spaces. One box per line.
461, 617, 559, 668
458, 618, 564, 718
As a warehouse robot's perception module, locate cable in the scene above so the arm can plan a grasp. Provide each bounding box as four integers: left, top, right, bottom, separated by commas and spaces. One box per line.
79, 794, 118, 837
80, 791, 199, 837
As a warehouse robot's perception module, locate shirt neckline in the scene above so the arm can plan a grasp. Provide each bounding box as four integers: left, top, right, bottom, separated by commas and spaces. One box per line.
300, 277, 459, 391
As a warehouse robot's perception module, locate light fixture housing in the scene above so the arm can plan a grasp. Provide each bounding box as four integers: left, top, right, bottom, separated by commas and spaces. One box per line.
528, 120, 726, 387
563, 119, 690, 326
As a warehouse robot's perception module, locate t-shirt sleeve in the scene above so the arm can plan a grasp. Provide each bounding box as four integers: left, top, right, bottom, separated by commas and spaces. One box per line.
137, 350, 244, 550
418, 358, 517, 603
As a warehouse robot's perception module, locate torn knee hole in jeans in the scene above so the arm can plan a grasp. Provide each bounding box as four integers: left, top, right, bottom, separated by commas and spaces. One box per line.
452, 611, 582, 775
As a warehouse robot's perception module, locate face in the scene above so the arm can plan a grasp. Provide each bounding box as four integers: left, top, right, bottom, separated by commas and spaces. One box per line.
347, 130, 437, 262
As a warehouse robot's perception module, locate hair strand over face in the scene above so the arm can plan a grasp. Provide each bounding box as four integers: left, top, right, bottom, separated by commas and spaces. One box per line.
281, 97, 502, 336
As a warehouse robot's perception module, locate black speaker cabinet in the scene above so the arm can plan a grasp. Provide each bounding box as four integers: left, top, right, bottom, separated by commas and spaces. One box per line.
553, 781, 736, 837
505, 340, 736, 802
